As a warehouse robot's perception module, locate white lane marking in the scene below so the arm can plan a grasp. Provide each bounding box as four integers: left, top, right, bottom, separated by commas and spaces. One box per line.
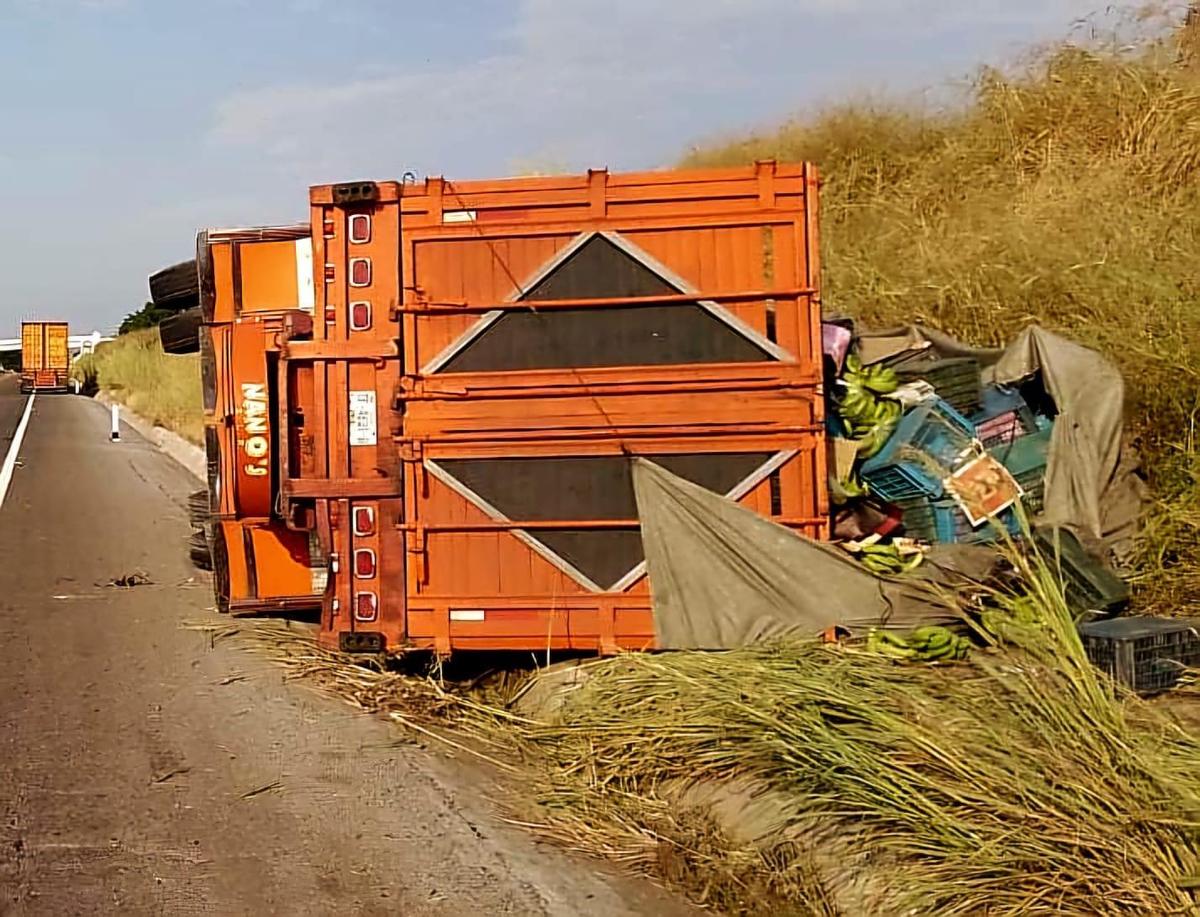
0, 393, 34, 509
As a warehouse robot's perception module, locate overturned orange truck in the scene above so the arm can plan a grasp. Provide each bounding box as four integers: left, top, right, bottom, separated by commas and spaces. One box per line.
167, 163, 828, 653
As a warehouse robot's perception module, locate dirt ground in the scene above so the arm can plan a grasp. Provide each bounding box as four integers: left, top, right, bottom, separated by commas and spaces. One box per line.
0, 379, 694, 916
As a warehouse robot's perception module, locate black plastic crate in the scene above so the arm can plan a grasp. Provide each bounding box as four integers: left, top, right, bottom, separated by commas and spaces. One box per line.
1079, 617, 1200, 695
896, 495, 1019, 545
1034, 527, 1129, 616
1015, 470, 1045, 515
894, 356, 983, 416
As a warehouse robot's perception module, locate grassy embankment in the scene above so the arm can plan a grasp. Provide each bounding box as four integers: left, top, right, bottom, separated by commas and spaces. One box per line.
72, 329, 202, 444
682, 13, 1200, 613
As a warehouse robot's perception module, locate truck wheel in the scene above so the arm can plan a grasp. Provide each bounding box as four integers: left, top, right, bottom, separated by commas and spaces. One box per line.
159, 308, 203, 355
211, 524, 231, 614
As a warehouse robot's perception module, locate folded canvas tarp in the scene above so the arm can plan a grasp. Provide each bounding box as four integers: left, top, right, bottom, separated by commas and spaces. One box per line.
632, 457, 997, 650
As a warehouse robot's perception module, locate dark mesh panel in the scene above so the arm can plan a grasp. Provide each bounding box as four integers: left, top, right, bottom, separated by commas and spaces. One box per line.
437, 235, 771, 373
436, 452, 772, 588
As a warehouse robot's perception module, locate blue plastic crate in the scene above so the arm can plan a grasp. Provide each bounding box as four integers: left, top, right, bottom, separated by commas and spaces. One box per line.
898, 496, 1021, 545
970, 385, 1039, 449
861, 398, 978, 501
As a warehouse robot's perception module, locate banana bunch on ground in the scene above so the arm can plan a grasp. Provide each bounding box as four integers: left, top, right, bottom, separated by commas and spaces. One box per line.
980, 594, 1043, 644
866, 625, 973, 663
839, 354, 902, 459
845, 536, 926, 575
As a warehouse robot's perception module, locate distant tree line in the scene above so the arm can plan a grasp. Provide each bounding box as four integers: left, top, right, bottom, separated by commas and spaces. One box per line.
119, 301, 178, 335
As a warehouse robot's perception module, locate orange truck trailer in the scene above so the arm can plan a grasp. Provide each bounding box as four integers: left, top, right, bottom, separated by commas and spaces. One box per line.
172, 162, 827, 654
20, 321, 70, 393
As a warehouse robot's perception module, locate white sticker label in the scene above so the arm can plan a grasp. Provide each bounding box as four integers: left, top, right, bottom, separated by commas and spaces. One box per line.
348, 391, 377, 446
295, 238, 315, 313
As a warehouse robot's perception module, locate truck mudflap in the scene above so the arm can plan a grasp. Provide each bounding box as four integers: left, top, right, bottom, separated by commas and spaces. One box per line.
297, 164, 827, 655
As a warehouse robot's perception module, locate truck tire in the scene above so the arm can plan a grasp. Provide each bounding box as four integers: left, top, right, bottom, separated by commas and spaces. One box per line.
159, 308, 203, 355
149, 259, 199, 309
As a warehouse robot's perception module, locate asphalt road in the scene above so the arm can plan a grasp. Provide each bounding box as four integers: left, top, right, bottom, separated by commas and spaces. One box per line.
0, 376, 688, 916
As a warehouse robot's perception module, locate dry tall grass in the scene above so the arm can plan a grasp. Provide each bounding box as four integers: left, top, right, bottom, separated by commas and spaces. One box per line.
231, 545, 1200, 915
73, 330, 202, 443
684, 12, 1200, 611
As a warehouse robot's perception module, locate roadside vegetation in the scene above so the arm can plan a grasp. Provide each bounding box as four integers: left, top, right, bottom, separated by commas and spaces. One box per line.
124, 9, 1200, 914
72, 330, 202, 444
683, 7, 1200, 614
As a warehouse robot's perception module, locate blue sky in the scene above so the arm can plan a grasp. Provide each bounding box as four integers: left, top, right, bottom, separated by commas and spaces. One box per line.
0, 0, 1124, 332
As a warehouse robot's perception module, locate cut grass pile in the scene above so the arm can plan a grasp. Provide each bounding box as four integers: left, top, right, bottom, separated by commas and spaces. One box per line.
72, 329, 202, 444
229, 545, 1200, 915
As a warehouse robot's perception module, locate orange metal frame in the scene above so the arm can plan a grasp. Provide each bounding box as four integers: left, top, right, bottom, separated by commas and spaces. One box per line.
286, 162, 827, 654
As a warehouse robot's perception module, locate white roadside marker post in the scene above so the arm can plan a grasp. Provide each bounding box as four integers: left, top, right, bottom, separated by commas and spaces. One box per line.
110, 404, 120, 442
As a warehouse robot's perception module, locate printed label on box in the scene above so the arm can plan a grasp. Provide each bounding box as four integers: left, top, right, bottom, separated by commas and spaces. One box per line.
348, 390, 377, 446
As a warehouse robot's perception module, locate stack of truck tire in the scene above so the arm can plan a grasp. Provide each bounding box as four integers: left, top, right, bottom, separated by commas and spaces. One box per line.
146, 259, 210, 568
150, 261, 204, 356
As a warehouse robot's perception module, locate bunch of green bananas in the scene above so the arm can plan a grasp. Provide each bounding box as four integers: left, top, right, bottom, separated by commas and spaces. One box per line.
980, 595, 1043, 644
855, 541, 924, 576
866, 625, 972, 663
831, 473, 870, 504
839, 354, 902, 459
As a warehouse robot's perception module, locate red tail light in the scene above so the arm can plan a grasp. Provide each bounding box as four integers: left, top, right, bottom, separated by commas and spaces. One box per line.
324, 307, 337, 325
349, 258, 371, 287
355, 591, 378, 622
323, 263, 336, 282
352, 506, 375, 536
350, 302, 372, 331
354, 548, 376, 579
348, 214, 371, 244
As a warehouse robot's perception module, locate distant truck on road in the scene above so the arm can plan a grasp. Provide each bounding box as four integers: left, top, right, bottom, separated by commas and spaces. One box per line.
20, 321, 70, 393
